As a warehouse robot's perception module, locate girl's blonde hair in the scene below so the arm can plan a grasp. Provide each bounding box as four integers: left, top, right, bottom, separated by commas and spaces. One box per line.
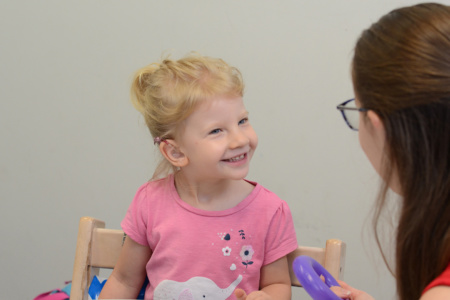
130, 53, 245, 179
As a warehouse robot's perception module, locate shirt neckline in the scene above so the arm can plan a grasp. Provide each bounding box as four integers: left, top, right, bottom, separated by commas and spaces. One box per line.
167, 174, 260, 217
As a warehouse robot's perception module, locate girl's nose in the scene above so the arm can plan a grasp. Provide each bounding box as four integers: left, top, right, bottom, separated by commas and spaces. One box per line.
229, 130, 248, 148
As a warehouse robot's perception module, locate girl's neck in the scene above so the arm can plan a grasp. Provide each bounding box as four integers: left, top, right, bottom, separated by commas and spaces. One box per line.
173, 172, 254, 211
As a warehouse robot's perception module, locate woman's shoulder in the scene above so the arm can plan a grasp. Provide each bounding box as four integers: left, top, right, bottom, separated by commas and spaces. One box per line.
421, 262, 450, 299
420, 286, 450, 300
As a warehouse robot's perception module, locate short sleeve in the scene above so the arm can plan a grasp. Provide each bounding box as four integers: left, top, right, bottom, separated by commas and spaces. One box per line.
263, 201, 298, 265
121, 183, 150, 246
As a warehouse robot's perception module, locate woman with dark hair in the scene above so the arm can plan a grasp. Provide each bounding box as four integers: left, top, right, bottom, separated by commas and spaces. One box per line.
335, 3, 450, 300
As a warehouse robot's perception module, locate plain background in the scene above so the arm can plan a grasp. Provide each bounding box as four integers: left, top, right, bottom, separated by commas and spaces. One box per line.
2, 1, 448, 299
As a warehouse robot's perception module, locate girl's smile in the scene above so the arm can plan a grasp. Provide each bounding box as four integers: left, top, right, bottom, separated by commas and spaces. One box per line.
175, 94, 258, 183
221, 153, 248, 166
223, 153, 246, 162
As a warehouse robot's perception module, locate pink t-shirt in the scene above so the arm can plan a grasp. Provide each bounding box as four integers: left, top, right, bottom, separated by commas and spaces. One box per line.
122, 175, 298, 300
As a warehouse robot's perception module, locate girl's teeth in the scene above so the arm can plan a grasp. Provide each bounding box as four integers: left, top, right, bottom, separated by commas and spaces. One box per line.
228, 154, 245, 162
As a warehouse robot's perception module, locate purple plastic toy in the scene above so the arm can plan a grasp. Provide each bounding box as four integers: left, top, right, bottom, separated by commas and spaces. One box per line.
293, 255, 342, 300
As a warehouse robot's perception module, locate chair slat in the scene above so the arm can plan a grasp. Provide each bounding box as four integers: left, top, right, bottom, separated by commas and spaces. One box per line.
91, 228, 124, 268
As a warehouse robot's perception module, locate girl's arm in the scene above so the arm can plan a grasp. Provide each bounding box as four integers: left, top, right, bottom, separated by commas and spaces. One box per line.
235, 256, 291, 300
99, 235, 151, 299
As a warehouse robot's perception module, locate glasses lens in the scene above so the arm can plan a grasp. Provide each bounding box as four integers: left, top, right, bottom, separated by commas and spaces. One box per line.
342, 101, 359, 130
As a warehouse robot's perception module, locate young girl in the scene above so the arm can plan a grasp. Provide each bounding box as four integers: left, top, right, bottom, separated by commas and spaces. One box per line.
333, 3, 450, 300
99, 54, 298, 299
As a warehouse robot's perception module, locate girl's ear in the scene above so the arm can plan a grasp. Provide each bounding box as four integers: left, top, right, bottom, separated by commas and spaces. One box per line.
159, 140, 189, 167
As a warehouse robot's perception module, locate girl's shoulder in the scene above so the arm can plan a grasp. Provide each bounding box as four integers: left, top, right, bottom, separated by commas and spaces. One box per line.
247, 180, 286, 205
137, 176, 172, 191
244, 180, 293, 219
132, 176, 175, 204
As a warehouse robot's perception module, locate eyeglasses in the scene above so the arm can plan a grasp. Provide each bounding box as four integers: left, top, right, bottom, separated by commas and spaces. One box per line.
336, 98, 368, 131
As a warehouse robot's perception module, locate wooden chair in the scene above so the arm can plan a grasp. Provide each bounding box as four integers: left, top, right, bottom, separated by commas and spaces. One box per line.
287, 239, 346, 287
70, 216, 346, 300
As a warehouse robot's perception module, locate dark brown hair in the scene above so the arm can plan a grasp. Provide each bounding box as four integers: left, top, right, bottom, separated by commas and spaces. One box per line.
352, 3, 450, 299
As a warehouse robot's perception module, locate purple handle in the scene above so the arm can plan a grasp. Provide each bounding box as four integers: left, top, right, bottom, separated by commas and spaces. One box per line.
293, 255, 342, 300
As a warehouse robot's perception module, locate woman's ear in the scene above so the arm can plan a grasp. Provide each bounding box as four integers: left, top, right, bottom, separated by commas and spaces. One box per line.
366, 110, 386, 139
367, 110, 383, 130
159, 140, 188, 167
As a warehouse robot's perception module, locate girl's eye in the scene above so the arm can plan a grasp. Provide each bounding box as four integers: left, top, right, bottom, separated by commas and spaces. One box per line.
239, 118, 248, 125
209, 128, 222, 135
